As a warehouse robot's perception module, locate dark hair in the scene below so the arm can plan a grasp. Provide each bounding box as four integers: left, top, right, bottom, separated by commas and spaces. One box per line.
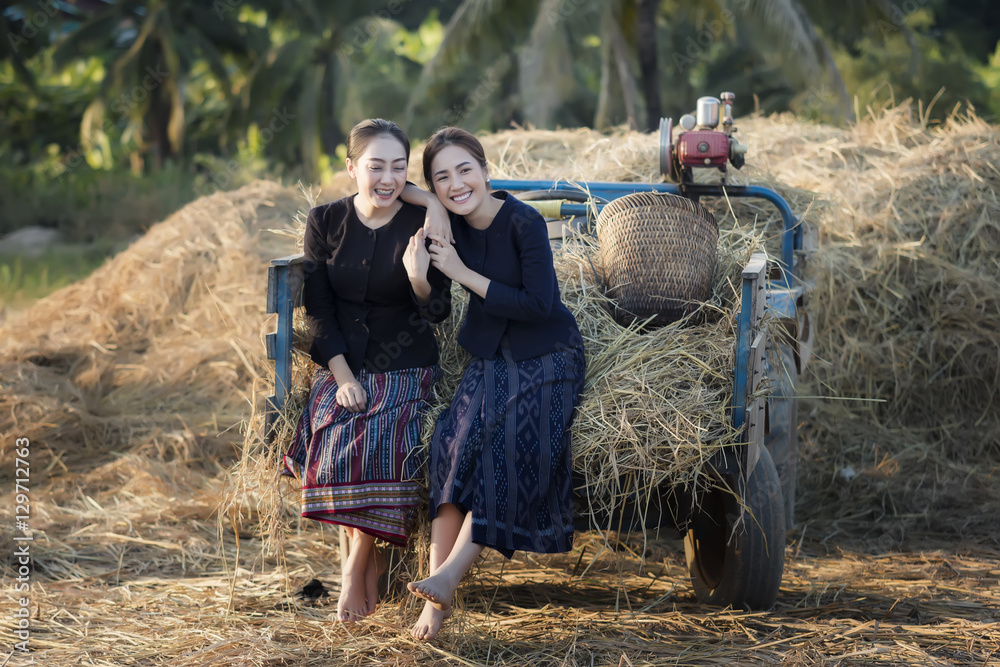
346, 118, 410, 164
422, 126, 488, 192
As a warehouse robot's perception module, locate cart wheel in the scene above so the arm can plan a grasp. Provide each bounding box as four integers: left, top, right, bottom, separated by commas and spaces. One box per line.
684, 446, 785, 610
765, 343, 798, 529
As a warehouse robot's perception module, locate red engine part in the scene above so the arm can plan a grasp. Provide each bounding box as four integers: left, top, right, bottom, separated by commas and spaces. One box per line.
676, 130, 730, 168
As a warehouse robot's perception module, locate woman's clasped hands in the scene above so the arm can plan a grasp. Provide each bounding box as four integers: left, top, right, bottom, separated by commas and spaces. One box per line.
404, 230, 466, 282
426, 233, 466, 280
403, 227, 432, 282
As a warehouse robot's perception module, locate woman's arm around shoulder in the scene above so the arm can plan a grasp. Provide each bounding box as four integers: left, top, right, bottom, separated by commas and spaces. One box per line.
401, 182, 454, 244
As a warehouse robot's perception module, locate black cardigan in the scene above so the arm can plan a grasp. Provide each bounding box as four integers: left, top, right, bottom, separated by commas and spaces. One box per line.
301, 197, 451, 375
452, 191, 582, 360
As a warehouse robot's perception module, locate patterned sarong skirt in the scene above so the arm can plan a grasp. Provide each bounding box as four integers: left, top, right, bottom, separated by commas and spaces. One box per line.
429, 342, 586, 558
282, 365, 434, 546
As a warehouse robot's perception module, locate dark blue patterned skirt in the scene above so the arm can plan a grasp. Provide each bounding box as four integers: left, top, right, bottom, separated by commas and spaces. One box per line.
429, 342, 586, 558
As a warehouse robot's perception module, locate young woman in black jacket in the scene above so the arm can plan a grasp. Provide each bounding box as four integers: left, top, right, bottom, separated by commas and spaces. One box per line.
282, 119, 451, 623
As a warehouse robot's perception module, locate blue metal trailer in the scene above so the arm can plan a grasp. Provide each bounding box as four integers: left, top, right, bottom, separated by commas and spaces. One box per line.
263, 95, 813, 610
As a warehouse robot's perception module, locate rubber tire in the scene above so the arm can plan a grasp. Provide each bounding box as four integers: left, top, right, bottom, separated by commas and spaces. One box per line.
765, 343, 798, 529
684, 446, 786, 610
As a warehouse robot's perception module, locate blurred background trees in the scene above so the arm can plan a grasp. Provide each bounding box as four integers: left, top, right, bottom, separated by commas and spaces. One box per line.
1, 0, 997, 241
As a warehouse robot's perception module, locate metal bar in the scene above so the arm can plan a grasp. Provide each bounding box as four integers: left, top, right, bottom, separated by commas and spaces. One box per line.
733, 255, 767, 430
741, 186, 798, 286
266, 265, 278, 314
271, 253, 305, 267
265, 332, 277, 361
265, 262, 296, 441
273, 264, 294, 416
491, 179, 800, 286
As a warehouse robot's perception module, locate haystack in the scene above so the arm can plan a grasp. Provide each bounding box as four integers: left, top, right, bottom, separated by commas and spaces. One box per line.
0, 180, 303, 490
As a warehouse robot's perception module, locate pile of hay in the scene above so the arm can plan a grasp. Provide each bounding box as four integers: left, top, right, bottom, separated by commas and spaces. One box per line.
426, 231, 770, 525
733, 107, 1000, 451
0, 181, 305, 501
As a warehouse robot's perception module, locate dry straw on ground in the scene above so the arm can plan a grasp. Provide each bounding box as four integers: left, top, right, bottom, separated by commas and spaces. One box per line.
2, 105, 999, 665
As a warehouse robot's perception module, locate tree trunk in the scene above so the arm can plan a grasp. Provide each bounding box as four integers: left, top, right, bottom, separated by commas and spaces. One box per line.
594, 38, 613, 131
610, 18, 642, 131
519, 0, 571, 129
637, 0, 661, 132
321, 51, 344, 155
147, 94, 174, 171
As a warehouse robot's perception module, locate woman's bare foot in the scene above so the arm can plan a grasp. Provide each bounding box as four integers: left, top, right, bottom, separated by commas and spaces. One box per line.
363, 547, 385, 616
407, 572, 455, 611
410, 599, 452, 641
337, 571, 368, 622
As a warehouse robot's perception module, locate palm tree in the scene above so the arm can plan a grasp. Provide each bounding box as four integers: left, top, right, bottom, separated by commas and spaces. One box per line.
0, 1, 74, 91
51, 0, 264, 171
243, 0, 447, 180
407, 0, 922, 129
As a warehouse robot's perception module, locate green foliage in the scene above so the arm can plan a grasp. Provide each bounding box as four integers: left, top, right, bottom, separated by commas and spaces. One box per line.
0, 154, 198, 242
0, 55, 104, 158
977, 42, 1000, 117
0, 0, 998, 268
0, 242, 119, 309
836, 30, 991, 119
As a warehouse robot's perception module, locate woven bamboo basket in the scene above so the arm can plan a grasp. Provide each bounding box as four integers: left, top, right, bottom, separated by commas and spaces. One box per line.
596, 192, 718, 326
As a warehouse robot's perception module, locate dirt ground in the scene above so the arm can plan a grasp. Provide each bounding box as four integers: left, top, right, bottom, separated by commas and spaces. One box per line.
3, 428, 998, 666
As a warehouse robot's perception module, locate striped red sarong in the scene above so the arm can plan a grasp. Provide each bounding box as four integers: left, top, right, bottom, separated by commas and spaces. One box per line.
282, 366, 434, 546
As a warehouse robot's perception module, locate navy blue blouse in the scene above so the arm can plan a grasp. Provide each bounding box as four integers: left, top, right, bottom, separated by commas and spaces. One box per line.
451, 191, 582, 360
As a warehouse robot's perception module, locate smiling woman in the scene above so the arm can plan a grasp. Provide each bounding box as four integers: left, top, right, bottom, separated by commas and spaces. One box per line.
279, 118, 452, 624
399, 127, 587, 641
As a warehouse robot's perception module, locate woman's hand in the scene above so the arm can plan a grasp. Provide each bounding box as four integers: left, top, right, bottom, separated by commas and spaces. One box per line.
428, 240, 491, 298
404, 228, 433, 302
327, 355, 367, 413
335, 378, 368, 413
402, 182, 454, 244
427, 239, 468, 281
403, 228, 431, 282
422, 201, 454, 244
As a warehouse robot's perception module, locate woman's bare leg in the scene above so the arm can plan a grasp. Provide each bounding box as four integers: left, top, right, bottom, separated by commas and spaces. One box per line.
409, 510, 483, 639
338, 529, 375, 622
339, 525, 352, 566
410, 503, 465, 640
363, 543, 385, 616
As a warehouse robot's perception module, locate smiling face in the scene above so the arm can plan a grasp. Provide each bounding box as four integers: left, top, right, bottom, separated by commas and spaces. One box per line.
347, 134, 408, 211
429, 144, 491, 218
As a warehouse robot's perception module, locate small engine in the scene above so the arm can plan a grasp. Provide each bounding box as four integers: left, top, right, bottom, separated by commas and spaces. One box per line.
660, 92, 748, 184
